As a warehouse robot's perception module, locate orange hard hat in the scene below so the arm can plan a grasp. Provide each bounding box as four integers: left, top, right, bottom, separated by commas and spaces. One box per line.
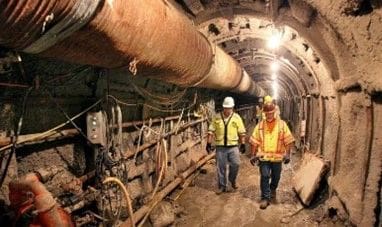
263, 103, 276, 113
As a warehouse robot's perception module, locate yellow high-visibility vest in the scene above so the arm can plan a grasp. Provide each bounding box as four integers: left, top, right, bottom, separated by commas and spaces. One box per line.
249, 119, 295, 162
208, 112, 246, 146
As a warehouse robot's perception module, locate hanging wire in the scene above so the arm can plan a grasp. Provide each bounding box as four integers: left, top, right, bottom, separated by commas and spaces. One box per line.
174, 108, 184, 134
138, 138, 167, 227
116, 104, 123, 156
42, 65, 89, 78
0, 87, 32, 187
102, 177, 135, 227
131, 82, 187, 106
96, 96, 129, 225
44, 88, 93, 144
107, 93, 197, 113
0, 99, 102, 153
43, 66, 91, 87
133, 119, 155, 161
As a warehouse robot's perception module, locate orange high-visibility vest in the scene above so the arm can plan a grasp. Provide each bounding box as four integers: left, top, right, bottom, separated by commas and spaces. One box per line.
250, 119, 295, 162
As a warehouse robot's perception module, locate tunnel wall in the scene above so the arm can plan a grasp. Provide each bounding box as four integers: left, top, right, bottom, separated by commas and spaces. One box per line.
331, 92, 372, 224
0, 0, 381, 225
0, 59, 216, 214
0, 56, 257, 222
363, 95, 382, 227
192, 0, 381, 224
304, 2, 382, 225
0, 98, 210, 217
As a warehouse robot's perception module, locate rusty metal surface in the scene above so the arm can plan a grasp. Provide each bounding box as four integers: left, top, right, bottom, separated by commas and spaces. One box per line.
200, 47, 242, 89
0, 0, 74, 48
0, 0, 264, 95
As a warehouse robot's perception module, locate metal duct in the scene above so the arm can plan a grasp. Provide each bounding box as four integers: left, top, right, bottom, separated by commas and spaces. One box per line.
0, 0, 265, 96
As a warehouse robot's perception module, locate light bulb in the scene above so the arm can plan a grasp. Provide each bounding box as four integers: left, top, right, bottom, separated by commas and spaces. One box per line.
270, 62, 279, 72
267, 32, 282, 49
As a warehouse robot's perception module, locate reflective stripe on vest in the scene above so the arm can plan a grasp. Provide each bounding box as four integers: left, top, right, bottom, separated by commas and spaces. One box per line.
258, 120, 285, 161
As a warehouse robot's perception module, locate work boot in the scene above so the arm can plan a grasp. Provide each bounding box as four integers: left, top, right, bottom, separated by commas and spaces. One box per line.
231, 182, 238, 190
270, 190, 277, 204
215, 187, 226, 195
259, 199, 270, 209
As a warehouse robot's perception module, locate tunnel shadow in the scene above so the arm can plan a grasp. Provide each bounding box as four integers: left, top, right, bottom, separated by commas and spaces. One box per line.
298, 173, 330, 210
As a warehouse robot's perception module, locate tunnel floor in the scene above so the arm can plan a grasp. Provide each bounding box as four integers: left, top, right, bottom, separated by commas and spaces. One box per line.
172, 154, 346, 227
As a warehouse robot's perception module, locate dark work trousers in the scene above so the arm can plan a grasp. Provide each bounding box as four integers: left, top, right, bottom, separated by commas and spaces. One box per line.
259, 161, 282, 200
216, 146, 241, 189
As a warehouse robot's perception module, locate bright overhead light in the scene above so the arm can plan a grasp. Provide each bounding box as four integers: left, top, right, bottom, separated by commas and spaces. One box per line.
270, 62, 279, 72
267, 31, 282, 49
272, 81, 278, 90
272, 81, 278, 99
273, 92, 278, 100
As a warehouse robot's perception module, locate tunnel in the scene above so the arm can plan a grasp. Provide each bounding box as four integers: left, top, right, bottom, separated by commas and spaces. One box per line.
0, 0, 381, 226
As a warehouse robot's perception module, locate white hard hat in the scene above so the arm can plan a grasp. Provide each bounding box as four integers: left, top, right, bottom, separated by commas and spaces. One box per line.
222, 97, 235, 108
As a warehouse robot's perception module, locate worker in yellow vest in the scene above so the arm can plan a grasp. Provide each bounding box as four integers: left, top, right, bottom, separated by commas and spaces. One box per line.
207, 97, 246, 194
249, 98, 295, 209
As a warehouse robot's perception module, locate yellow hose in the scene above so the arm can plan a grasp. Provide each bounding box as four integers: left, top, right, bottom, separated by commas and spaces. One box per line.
102, 177, 135, 227
150, 138, 168, 200
138, 138, 168, 227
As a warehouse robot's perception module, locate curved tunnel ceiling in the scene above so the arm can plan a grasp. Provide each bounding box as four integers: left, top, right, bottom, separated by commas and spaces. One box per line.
221, 38, 311, 98
194, 14, 335, 100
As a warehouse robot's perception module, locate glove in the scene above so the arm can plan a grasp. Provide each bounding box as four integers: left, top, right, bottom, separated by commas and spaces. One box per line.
206, 143, 215, 153
283, 154, 291, 164
250, 156, 260, 166
239, 144, 246, 154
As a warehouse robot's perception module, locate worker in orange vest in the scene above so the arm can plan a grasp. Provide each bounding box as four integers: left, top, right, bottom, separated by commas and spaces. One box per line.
249, 97, 295, 209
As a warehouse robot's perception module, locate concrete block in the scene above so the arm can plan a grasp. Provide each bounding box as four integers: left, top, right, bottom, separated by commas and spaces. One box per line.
293, 152, 328, 205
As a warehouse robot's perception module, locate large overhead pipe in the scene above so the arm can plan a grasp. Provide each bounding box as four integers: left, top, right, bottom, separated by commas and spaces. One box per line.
0, 0, 265, 96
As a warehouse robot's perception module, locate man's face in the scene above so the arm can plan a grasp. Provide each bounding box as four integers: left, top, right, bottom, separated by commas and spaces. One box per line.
223, 108, 233, 117
265, 112, 275, 122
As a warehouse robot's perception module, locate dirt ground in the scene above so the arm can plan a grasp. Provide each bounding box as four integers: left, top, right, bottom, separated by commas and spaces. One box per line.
173, 154, 348, 227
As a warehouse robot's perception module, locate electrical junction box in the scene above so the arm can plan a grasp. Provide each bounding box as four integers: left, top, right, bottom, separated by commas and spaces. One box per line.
86, 111, 107, 146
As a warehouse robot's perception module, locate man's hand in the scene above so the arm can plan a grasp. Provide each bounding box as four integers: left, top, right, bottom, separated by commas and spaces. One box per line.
283, 153, 291, 164
250, 156, 260, 166
239, 144, 246, 154
206, 143, 215, 153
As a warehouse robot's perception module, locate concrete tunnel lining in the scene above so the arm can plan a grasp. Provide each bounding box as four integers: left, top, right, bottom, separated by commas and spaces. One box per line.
197, 15, 336, 156
197, 16, 334, 95
228, 40, 314, 96
189, 2, 380, 225
0, 0, 381, 226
